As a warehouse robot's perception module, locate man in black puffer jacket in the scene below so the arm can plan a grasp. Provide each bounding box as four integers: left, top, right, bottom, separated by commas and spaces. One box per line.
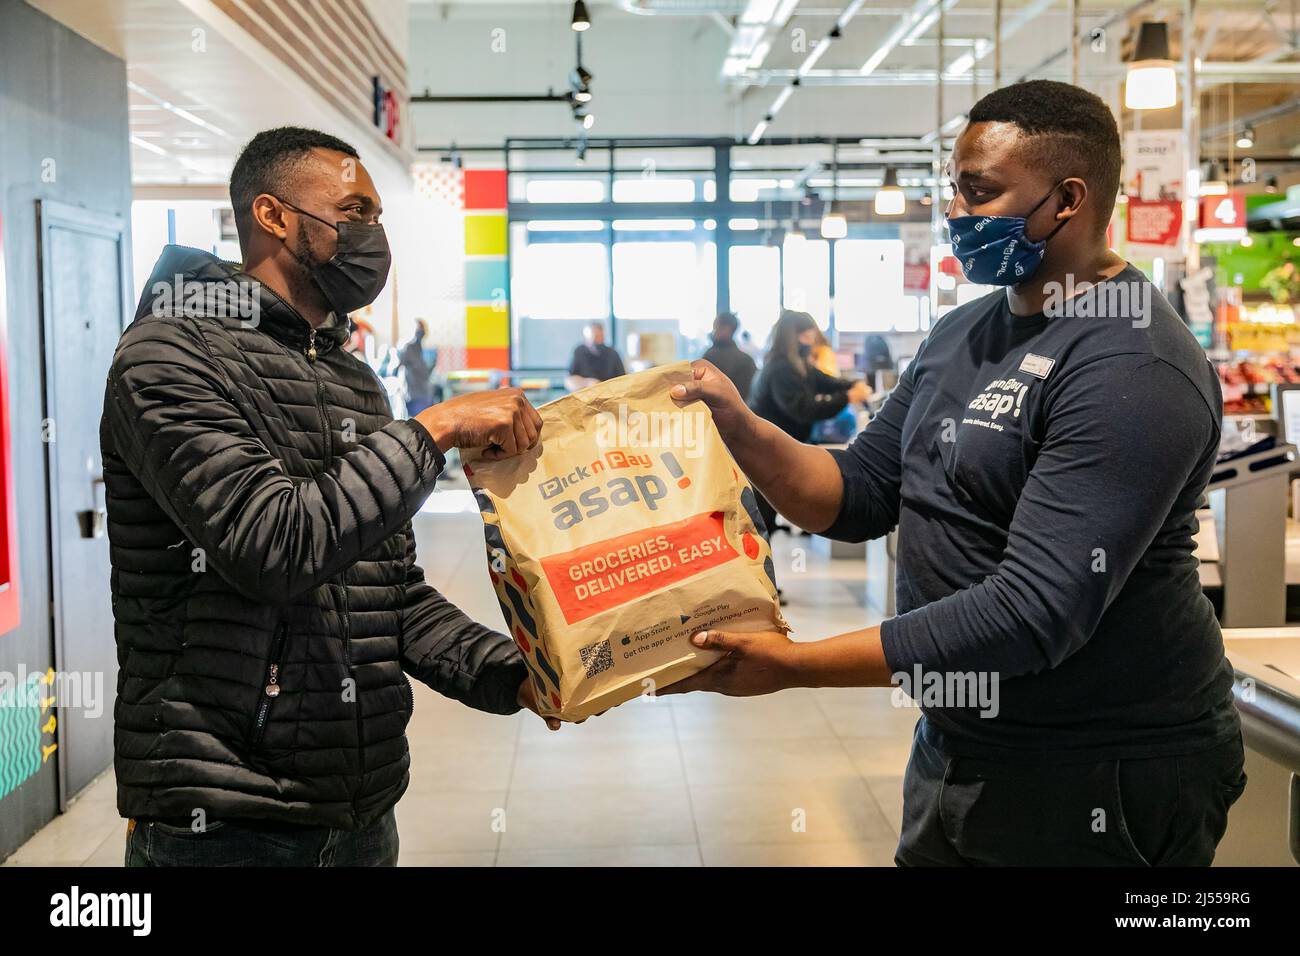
102, 127, 548, 866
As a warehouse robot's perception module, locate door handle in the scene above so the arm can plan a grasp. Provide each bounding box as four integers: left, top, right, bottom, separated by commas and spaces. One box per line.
77, 476, 106, 539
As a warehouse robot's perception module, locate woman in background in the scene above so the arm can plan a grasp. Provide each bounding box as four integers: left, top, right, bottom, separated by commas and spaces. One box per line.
750, 310, 869, 444
748, 310, 870, 560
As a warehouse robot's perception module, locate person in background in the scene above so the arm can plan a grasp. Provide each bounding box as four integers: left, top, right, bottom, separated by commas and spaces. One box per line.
399, 318, 435, 416
745, 310, 870, 568
749, 310, 870, 445
565, 322, 625, 391
701, 311, 757, 402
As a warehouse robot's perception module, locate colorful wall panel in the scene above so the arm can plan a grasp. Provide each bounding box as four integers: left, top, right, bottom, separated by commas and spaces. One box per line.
462, 170, 510, 370
412, 164, 511, 372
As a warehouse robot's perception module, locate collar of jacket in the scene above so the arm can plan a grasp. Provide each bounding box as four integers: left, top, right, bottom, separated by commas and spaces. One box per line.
136, 244, 350, 357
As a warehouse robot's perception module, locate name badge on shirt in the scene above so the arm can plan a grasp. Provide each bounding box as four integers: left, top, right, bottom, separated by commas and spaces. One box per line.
1019, 353, 1055, 379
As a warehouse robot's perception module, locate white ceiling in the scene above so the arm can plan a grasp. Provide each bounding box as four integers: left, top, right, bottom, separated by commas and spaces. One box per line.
29, 0, 413, 189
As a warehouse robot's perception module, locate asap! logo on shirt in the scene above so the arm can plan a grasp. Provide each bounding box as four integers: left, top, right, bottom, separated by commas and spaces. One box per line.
963, 376, 1030, 434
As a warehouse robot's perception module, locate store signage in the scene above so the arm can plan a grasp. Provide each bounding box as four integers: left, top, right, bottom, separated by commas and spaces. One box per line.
1199, 191, 1245, 230
1123, 130, 1185, 201
1126, 197, 1182, 248
371, 75, 400, 144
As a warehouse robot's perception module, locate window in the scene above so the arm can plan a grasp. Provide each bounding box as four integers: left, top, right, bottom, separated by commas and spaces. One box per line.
834, 239, 905, 332
782, 236, 830, 323
524, 179, 605, 203
729, 245, 780, 348
613, 241, 714, 328
513, 242, 608, 320
611, 178, 696, 202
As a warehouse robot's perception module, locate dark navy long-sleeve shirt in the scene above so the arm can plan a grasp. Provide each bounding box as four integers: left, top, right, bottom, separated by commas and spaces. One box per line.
825, 266, 1238, 759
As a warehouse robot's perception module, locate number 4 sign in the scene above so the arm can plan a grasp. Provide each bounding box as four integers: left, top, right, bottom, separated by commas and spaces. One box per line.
1199, 191, 1245, 229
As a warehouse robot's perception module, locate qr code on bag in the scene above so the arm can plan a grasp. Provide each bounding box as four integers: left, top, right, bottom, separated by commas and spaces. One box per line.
579, 639, 614, 679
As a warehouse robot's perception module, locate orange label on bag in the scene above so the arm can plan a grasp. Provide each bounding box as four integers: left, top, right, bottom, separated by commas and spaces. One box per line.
540, 511, 738, 624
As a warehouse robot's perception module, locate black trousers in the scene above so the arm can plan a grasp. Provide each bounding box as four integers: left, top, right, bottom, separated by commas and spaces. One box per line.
896, 718, 1248, 866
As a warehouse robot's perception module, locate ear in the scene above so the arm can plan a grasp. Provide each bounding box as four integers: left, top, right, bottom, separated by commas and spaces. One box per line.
1055, 178, 1088, 222
251, 193, 290, 241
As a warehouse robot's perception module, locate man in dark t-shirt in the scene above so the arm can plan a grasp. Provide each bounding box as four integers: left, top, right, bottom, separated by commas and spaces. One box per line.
566, 322, 625, 390
663, 81, 1246, 866
701, 311, 758, 402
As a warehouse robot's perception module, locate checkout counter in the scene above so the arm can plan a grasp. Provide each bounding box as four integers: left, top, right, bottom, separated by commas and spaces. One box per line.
1218, 628, 1300, 865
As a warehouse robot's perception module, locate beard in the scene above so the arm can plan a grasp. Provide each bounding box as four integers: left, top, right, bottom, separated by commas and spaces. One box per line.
286, 220, 331, 315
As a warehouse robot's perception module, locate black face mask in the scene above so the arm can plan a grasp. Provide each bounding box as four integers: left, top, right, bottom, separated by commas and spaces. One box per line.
797, 343, 813, 359
279, 199, 391, 317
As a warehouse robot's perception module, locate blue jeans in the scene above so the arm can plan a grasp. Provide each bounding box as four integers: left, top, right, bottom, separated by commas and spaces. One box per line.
124, 809, 399, 867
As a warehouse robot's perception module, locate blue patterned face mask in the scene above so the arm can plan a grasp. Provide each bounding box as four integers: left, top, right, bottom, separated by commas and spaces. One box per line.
946, 185, 1069, 285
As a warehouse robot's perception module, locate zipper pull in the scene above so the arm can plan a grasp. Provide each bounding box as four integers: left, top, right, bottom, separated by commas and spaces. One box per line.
306, 328, 317, 362
264, 663, 281, 698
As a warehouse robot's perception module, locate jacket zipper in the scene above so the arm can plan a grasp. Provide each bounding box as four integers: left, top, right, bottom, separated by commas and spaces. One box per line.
252, 622, 289, 747
339, 572, 366, 800
305, 329, 334, 470
306, 325, 357, 817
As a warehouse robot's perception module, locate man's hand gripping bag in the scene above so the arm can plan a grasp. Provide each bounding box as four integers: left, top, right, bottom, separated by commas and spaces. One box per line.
464, 362, 788, 721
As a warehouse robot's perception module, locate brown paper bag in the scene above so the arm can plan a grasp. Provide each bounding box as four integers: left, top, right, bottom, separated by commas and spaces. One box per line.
464, 362, 788, 721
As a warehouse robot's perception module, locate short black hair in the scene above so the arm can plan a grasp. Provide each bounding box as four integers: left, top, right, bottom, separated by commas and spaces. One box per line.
229, 126, 359, 250
967, 80, 1121, 230
714, 311, 739, 333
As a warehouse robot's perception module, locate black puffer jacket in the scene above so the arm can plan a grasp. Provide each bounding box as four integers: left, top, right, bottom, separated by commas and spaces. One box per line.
102, 246, 525, 829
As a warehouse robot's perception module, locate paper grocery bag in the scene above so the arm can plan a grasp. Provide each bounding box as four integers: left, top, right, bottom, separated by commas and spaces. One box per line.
464, 362, 788, 721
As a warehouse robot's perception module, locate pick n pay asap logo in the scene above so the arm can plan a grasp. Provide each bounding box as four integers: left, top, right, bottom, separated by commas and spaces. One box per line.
538, 451, 692, 531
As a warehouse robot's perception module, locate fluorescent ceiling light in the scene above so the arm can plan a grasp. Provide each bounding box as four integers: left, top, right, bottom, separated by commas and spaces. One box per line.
130, 136, 168, 156
612, 219, 694, 231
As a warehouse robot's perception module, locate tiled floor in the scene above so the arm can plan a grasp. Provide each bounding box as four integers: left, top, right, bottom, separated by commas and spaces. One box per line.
5, 485, 914, 867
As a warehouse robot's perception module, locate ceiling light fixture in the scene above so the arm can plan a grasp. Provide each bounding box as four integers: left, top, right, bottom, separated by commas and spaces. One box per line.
875, 168, 906, 216
571, 1, 591, 32
1125, 21, 1177, 110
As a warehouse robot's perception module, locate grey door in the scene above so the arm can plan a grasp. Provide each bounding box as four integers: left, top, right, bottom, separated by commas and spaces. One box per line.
37, 199, 128, 808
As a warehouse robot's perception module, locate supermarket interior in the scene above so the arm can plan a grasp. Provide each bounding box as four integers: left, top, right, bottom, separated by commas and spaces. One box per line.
1, 0, 1300, 878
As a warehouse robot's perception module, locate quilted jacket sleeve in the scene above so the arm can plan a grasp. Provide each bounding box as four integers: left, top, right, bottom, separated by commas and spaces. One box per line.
105, 316, 444, 605
398, 528, 527, 714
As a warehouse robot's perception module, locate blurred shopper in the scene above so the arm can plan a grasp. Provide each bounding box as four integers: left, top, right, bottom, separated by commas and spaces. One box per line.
565, 321, 625, 390
749, 310, 870, 445
701, 311, 757, 401
399, 318, 435, 415
746, 310, 869, 574
102, 126, 553, 868
667, 81, 1245, 866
